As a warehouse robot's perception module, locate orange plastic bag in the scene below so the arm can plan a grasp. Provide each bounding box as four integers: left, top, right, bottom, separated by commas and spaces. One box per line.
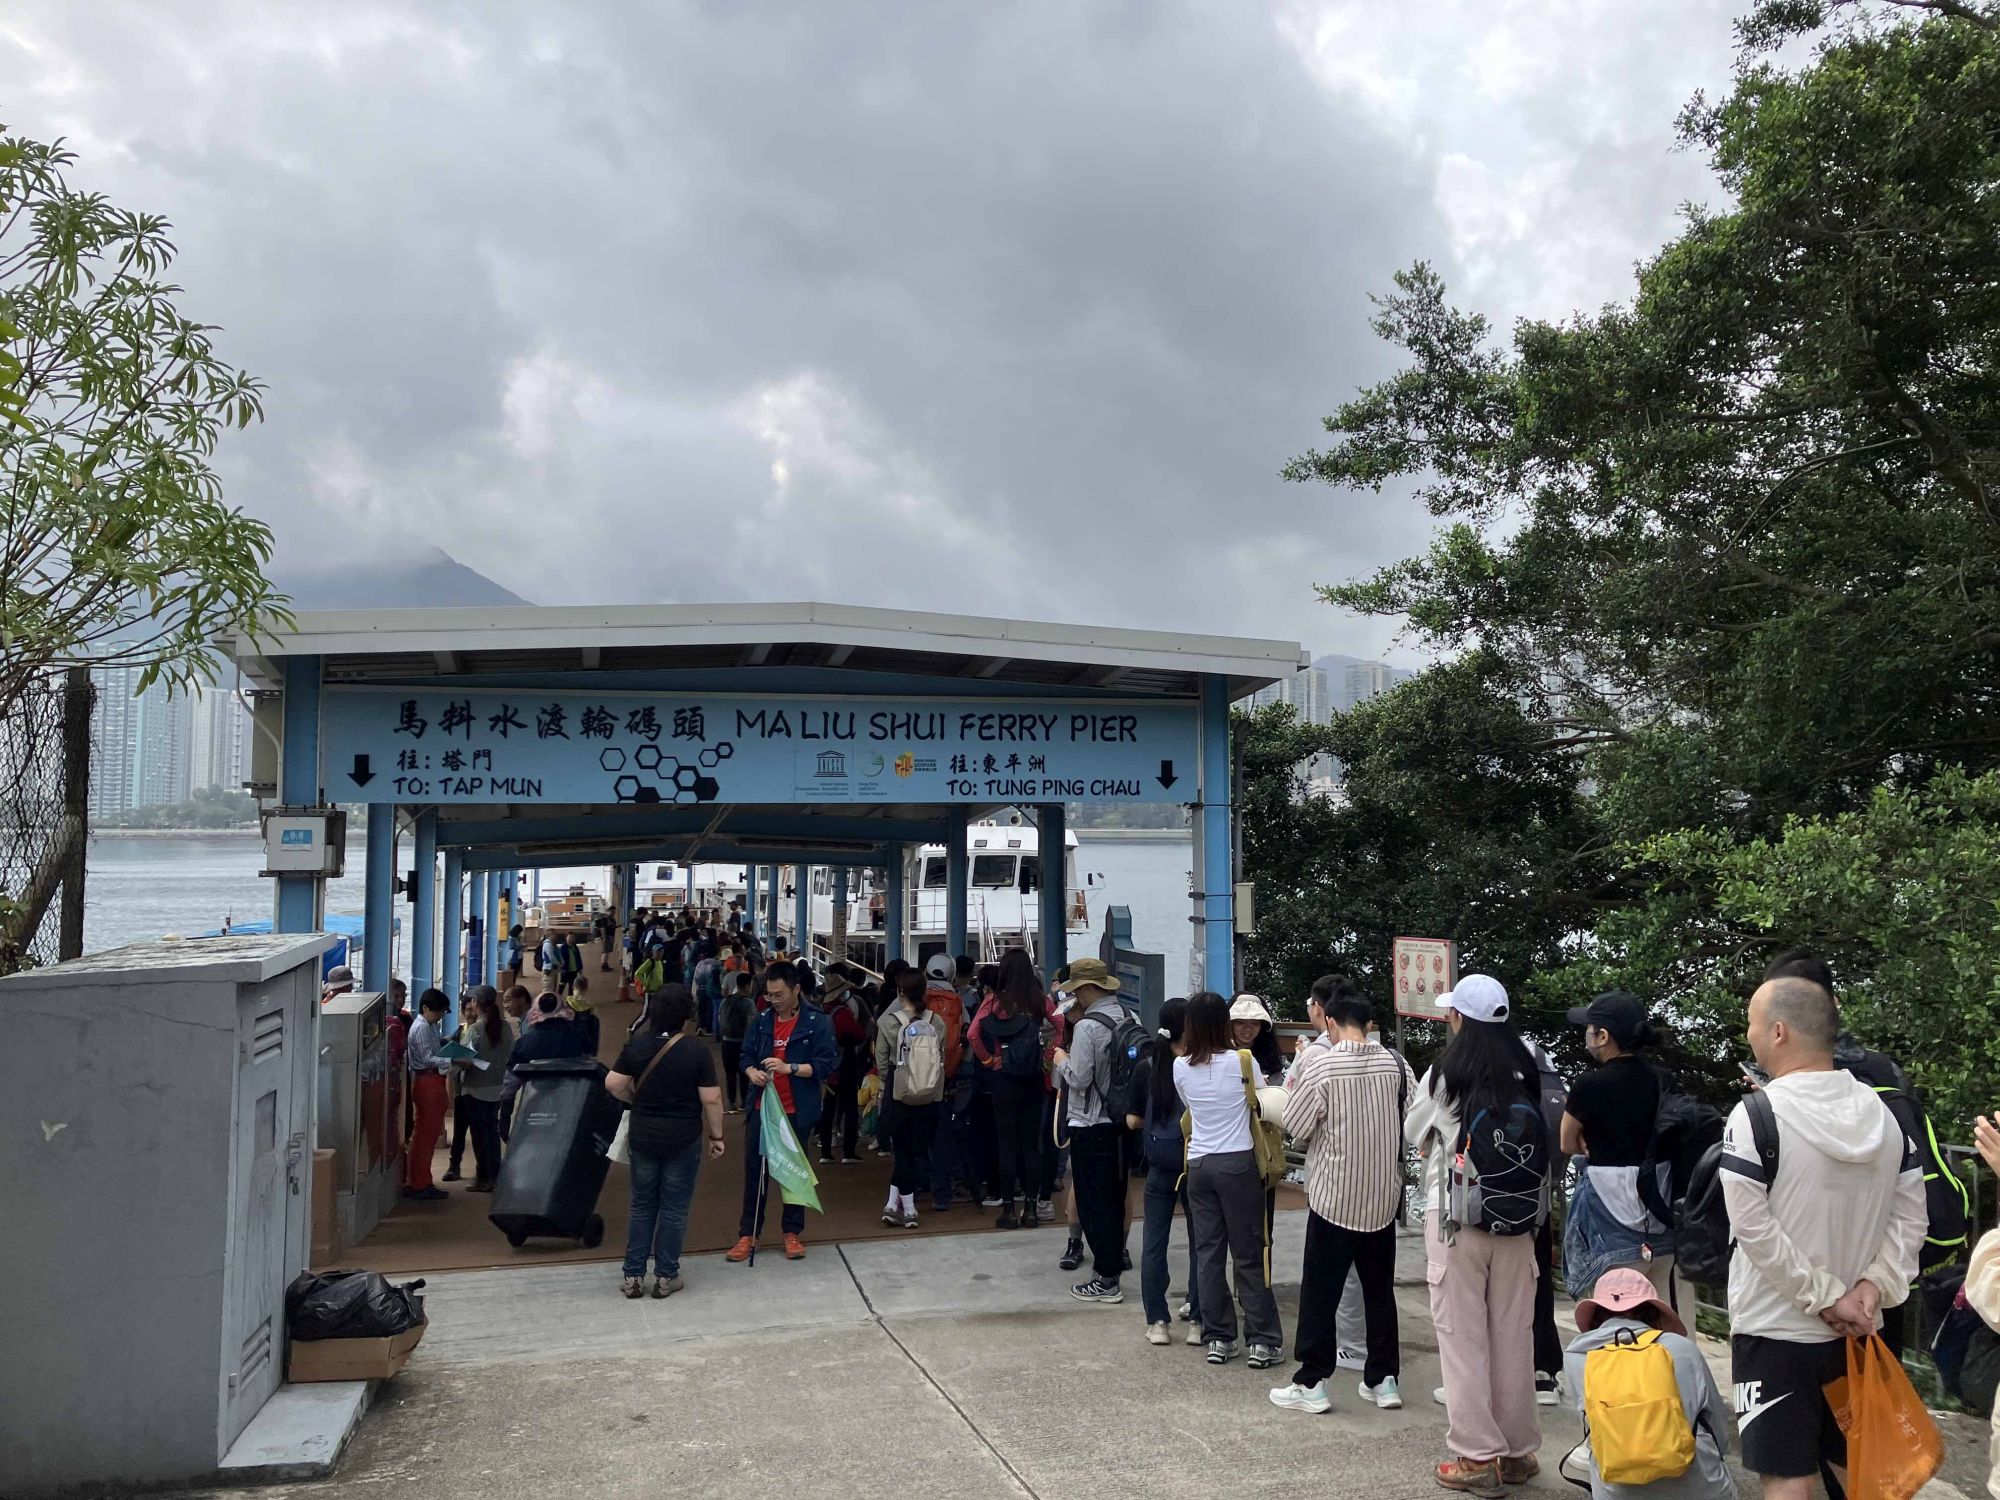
1822, 1334, 1943, 1500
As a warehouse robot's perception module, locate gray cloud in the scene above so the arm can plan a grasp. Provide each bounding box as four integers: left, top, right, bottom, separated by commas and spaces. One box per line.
2, 1, 1733, 661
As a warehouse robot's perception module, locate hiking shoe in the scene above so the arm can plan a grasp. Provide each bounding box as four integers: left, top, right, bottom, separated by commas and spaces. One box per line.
1499, 1456, 1539, 1486
1186, 1324, 1204, 1346
725, 1236, 755, 1263
1205, 1340, 1240, 1365
621, 1276, 646, 1299
783, 1233, 806, 1260
1434, 1458, 1505, 1497
1059, 1238, 1085, 1271
1268, 1381, 1331, 1414
881, 1207, 903, 1228
995, 1203, 1020, 1230
1247, 1344, 1283, 1370
1335, 1347, 1366, 1372
1361, 1376, 1403, 1409
1069, 1278, 1123, 1304
901, 1208, 920, 1230
651, 1275, 684, 1299
1535, 1371, 1563, 1407
1146, 1321, 1171, 1346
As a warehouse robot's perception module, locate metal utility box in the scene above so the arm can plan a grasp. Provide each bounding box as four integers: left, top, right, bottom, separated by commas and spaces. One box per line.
318, 989, 400, 1250
0, 933, 331, 1496
260, 805, 348, 877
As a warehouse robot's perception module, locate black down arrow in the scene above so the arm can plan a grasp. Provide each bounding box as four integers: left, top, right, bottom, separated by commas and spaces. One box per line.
348, 754, 376, 788
1157, 760, 1178, 790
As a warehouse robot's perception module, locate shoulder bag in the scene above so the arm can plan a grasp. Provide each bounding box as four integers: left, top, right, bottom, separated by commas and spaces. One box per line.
607, 1031, 684, 1164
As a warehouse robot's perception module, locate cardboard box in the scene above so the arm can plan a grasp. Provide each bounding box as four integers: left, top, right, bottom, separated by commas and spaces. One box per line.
310, 1148, 340, 1265
287, 1321, 425, 1384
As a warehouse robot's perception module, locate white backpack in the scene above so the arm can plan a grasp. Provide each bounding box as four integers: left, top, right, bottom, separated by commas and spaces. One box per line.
894, 1013, 945, 1105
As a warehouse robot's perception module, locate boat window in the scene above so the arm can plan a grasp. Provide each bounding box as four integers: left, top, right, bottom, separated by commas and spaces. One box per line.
813, 868, 831, 896
922, 856, 947, 888
1018, 855, 1042, 892
654, 867, 671, 882
971, 854, 1015, 889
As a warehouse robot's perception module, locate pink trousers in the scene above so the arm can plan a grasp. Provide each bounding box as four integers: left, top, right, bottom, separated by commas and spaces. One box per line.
1426, 1223, 1541, 1463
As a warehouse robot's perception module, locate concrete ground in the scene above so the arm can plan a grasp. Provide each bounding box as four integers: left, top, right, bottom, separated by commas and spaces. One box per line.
173, 1210, 1992, 1500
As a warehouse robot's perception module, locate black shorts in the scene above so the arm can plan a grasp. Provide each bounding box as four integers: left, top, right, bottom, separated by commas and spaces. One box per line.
1730, 1334, 1849, 1479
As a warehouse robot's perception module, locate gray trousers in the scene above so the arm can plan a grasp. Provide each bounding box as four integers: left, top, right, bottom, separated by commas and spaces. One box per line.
1186, 1150, 1283, 1350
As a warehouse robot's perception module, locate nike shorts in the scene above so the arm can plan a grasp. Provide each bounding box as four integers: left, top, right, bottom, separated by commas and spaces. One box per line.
1730, 1334, 1849, 1479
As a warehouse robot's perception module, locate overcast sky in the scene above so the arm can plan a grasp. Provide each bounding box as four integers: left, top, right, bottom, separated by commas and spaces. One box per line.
4, 1, 1740, 660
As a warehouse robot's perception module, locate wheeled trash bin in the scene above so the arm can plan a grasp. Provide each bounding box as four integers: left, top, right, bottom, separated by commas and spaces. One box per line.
489, 1057, 620, 1248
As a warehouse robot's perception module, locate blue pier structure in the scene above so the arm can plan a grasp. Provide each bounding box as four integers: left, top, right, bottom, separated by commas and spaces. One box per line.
223, 603, 1304, 1000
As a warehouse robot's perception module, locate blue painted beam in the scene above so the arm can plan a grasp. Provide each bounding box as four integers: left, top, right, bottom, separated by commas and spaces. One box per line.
435, 808, 950, 851
468, 870, 488, 986
441, 847, 464, 1015
485, 870, 501, 985
411, 809, 438, 996
794, 866, 810, 955
944, 806, 969, 960
275, 655, 324, 933
363, 809, 394, 989
329, 666, 1181, 701
1200, 673, 1235, 995
886, 848, 906, 968
1039, 802, 1069, 975
745, 864, 760, 941
458, 842, 888, 873
763, 864, 779, 944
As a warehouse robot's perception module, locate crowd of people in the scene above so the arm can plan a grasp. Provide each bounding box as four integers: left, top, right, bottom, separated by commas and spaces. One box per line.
356, 907, 2000, 1500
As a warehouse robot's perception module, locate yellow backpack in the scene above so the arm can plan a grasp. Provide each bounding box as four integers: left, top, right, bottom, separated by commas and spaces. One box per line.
1584, 1327, 1696, 1485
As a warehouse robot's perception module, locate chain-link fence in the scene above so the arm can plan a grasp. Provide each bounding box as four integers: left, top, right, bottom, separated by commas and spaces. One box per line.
0, 669, 92, 975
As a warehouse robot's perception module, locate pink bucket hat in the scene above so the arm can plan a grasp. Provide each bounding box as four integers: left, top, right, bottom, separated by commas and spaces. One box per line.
1575, 1267, 1686, 1337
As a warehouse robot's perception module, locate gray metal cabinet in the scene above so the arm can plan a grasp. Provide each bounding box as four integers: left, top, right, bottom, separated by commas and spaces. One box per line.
0, 934, 330, 1496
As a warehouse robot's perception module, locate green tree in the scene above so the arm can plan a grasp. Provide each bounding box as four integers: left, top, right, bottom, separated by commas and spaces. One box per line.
1273, 1, 2000, 1100
0, 132, 288, 720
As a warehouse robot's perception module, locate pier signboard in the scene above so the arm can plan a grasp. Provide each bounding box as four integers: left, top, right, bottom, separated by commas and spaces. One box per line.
320, 688, 1200, 806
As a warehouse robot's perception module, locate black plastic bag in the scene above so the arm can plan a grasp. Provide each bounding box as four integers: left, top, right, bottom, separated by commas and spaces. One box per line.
286, 1269, 427, 1340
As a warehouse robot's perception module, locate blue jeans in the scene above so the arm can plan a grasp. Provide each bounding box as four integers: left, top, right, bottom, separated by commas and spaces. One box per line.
624, 1141, 701, 1279
1141, 1159, 1201, 1326
1563, 1168, 1659, 1300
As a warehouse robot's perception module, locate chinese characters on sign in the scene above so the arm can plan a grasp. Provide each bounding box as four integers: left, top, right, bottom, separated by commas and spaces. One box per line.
1392, 936, 1458, 1021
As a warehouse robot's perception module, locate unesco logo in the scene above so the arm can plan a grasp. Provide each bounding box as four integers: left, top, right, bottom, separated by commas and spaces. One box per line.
814, 750, 848, 779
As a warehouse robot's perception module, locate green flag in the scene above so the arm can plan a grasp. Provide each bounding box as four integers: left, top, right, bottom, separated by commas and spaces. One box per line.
759, 1085, 822, 1212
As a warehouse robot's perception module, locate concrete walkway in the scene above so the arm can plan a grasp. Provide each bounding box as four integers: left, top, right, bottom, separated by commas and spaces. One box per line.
173, 1211, 1990, 1500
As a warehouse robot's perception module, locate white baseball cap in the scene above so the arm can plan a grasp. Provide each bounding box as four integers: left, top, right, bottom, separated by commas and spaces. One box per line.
1440, 973, 1509, 1023
924, 953, 955, 981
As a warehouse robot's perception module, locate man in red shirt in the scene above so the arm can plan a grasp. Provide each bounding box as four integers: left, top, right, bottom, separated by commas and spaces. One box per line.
727, 961, 840, 1262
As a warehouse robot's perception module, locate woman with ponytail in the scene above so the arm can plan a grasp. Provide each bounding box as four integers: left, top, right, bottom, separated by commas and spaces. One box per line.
1559, 991, 1689, 1336
1126, 997, 1200, 1346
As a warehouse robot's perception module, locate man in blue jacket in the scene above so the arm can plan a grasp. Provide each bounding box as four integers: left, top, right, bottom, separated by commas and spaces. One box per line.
728, 960, 840, 1262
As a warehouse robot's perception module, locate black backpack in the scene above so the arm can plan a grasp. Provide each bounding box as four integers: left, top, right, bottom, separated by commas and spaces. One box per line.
987, 1014, 1044, 1080
1640, 1087, 1727, 1228
1839, 1043, 1970, 1272
1079, 1006, 1150, 1123
1673, 1088, 1779, 1288
1449, 1097, 1551, 1237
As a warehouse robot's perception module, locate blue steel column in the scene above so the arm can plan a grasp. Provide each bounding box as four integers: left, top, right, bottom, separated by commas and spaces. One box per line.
831, 868, 849, 961
441, 847, 464, 1015
1039, 803, 1069, 975
685, 863, 696, 910
794, 866, 810, 955
275, 655, 323, 932
1199, 674, 1236, 995
467, 871, 488, 986
485, 872, 502, 983
886, 847, 907, 968
944, 806, 969, 960
764, 866, 780, 945
410, 809, 438, 996
363, 810, 394, 989
746, 864, 760, 941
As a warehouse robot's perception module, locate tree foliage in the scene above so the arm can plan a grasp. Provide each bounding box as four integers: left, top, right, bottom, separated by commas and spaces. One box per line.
0, 132, 287, 718
1262, 0, 2000, 1126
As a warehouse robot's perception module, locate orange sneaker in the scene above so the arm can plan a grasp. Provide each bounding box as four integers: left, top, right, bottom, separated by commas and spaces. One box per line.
1435, 1458, 1504, 1497
725, 1236, 756, 1263
784, 1233, 807, 1260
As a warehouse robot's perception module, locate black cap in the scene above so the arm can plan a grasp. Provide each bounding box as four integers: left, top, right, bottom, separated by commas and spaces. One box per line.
1566, 991, 1649, 1045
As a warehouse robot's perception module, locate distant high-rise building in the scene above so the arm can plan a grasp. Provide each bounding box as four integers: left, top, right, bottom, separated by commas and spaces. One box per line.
89, 665, 194, 816
1246, 665, 1331, 726
188, 683, 250, 793
1340, 660, 1416, 714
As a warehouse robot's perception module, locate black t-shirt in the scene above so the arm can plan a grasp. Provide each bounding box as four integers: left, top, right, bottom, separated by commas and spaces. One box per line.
613, 1034, 718, 1159
1564, 1054, 1660, 1166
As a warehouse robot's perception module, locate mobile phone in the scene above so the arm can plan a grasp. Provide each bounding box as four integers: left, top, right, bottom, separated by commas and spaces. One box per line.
1739, 1061, 1769, 1087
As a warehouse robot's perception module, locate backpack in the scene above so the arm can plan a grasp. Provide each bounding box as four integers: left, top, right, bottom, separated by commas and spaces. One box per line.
893, 1013, 946, 1105
1583, 1327, 1696, 1485
1640, 1088, 1727, 1228
1672, 1087, 1778, 1288
1524, 1038, 1569, 1150
1078, 1005, 1149, 1121
987, 1014, 1044, 1081
1840, 1045, 1970, 1272
1446, 1096, 1551, 1237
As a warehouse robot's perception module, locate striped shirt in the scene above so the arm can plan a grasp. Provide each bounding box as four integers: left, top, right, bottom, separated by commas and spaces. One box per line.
1282, 1037, 1414, 1231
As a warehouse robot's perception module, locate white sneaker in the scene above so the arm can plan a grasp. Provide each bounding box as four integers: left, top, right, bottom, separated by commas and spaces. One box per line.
1146, 1321, 1171, 1346
1433, 1386, 1447, 1406
1360, 1376, 1403, 1409
1536, 1371, 1564, 1407
1186, 1324, 1203, 1346
1176, 1299, 1194, 1321
1559, 1440, 1592, 1487
1268, 1381, 1331, 1414
1334, 1347, 1366, 1372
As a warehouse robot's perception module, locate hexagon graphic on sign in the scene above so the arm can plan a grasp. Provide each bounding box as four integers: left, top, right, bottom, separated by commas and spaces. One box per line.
599, 747, 628, 773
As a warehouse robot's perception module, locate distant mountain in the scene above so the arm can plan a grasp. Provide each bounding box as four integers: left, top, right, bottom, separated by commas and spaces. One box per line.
273, 547, 529, 612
